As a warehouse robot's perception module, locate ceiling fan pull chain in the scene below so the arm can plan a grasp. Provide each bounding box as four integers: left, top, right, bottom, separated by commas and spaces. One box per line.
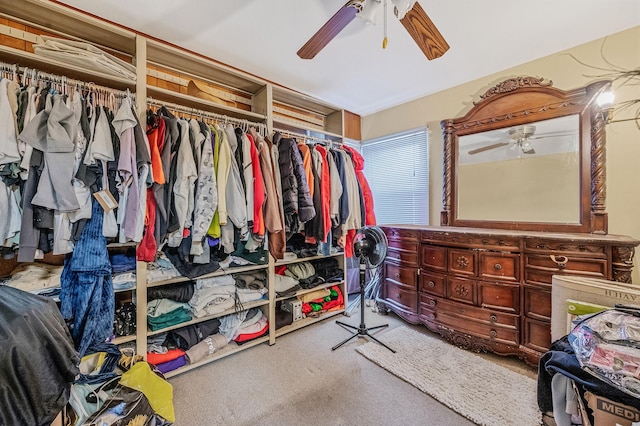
383, 0, 388, 49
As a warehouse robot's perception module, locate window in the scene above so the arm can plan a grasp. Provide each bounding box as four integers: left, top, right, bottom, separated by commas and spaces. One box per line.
361, 128, 429, 225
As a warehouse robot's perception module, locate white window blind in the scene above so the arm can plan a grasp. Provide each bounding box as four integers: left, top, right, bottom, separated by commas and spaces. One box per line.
361, 129, 429, 225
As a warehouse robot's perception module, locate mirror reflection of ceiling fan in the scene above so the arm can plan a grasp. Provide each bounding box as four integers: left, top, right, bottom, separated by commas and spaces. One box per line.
297, 0, 449, 61
467, 125, 574, 156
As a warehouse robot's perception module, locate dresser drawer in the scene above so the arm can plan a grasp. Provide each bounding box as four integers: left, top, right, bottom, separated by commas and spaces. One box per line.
384, 262, 417, 289
437, 311, 519, 346
446, 276, 476, 304
388, 238, 419, 252
418, 294, 437, 322
449, 249, 477, 276
419, 308, 437, 323
523, 285, 551, 321
477, 281, 519, 314
385, 227, 419, 241
419, 293, 438, 310
418, 271, 446, 297
524, 254, 607, 286
523, 317, 551, 353
479, 252, 519, 281
421, 245, 447, 272
524, 240, 607, 258
386, 247, 419, 267
385, 281, 417, 312
435, 297, 519, 328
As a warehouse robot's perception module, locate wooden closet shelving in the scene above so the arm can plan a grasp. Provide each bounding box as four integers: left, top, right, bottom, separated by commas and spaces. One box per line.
0, 0, 355, 377
146, 264, 269, 289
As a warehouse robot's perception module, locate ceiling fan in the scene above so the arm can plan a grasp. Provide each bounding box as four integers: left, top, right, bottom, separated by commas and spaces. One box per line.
468, 125, 543, 156
297, 0, 449, 61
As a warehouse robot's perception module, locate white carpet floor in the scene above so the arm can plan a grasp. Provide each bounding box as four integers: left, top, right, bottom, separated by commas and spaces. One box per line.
169, 305, 538, 425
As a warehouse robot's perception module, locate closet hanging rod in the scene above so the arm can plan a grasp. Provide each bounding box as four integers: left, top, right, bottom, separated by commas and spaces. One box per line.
146, 97, 266, 130
0, 60, 133, 98
272, 127, 339, 146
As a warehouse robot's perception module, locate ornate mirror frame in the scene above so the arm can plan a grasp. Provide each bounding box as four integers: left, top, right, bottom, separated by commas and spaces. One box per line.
440, 76, 611, 234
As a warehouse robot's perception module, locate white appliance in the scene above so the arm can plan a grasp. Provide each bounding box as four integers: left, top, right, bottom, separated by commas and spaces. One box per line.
551, 275, 640, 341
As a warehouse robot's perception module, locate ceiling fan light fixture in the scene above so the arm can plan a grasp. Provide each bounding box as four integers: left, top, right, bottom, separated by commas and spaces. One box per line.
390, 0, 415, 19
357, 0, 382, 25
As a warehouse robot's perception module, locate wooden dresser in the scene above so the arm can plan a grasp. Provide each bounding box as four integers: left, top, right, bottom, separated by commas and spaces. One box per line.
380, 225, 639, 365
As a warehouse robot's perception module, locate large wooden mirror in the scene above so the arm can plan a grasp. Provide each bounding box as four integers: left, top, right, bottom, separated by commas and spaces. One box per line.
441, 76, 611, 234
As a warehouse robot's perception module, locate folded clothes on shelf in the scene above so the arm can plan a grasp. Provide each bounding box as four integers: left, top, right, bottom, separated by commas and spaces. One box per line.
110, 252, 136, 274
146, 251, 181, 284
185, 333, 227, 364
169, 318, 221, 351
112, 272, 136, 291
147, 299, 192, 331
4, 262, 63, 293
148, 282, 194, 303
33, 36, 137, 80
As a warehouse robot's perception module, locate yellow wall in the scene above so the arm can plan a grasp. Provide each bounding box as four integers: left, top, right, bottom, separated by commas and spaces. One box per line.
362, 26, 640, 282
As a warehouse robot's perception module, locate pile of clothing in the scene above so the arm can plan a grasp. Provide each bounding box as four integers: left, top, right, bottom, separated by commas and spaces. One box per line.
274, 258, 343, 297
146, 307, 269, 374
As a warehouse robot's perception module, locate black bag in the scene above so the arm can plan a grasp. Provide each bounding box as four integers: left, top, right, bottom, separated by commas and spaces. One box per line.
114, 302, 137, 337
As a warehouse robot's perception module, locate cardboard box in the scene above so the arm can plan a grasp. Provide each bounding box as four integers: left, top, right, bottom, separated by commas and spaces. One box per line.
584, 391, 640, 426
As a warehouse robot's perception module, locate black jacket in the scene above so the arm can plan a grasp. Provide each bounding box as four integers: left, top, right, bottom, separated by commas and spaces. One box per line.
274, 133, 315, 233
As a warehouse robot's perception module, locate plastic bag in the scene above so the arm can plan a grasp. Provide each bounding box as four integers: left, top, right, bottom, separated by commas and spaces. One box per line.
569, 308, 640, 398
119, 362, 175, 423
85, 385, 171, 426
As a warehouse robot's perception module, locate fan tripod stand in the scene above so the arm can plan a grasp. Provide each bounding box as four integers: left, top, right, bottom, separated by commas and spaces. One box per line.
332, 258, 395, 353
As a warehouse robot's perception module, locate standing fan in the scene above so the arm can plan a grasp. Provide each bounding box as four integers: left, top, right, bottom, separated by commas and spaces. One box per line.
332, 226, 395, 352
297, 0, 449, 61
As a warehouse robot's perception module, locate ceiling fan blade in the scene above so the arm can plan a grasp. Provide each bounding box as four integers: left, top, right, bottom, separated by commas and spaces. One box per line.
468, 142, 508, 155
397, 2, 449, 60
297, 1, 362, 59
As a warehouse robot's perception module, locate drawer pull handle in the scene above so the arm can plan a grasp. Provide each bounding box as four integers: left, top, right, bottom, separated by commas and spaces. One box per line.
428, 280, 435, 287
396, 293, 400, 298
429, 313, 435, 320
394, 273, 400, 278
550, 255, 568, 269
429, 300, 436, 307
490, 329, 498, 338
494, 263, 502, 271
458, 307, 465, 313
396, 255, 401, 260
489, 314, 497, 322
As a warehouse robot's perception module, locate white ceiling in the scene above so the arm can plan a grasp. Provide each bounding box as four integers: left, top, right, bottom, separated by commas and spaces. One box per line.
59, 0, 640, 116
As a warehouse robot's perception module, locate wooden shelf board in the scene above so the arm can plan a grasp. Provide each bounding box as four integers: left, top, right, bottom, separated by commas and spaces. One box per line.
275, 251, 344, 266
0, 45, 135, 89
275, 280, 345, 303
272, 118, 343, 140
147, 86, 267, 122
272, 85, 340, 116
164, 336, 269, 378
147, 263, 269, 288
146, 39, 265, 94
113, 334, 136, 345
274, 308, 345, 338
147, 299, 269, 336
0, 0, 136, 54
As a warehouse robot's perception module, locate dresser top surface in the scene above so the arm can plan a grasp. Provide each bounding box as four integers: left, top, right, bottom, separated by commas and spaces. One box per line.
380, 224, 640, 245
